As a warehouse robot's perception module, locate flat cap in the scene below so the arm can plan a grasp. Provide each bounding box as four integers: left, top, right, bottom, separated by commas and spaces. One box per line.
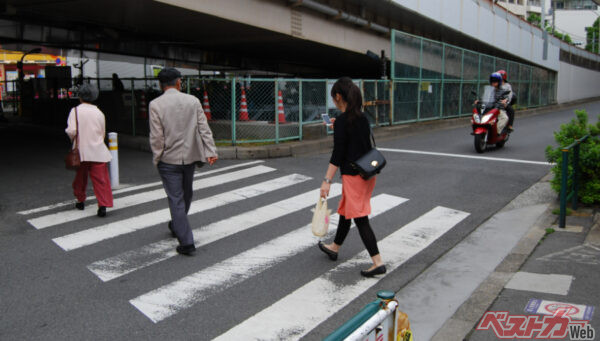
157, 67, 182, 83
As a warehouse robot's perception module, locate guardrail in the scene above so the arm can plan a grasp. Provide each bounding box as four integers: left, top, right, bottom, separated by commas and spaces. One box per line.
324, 291, 412, 341
559, 135, 590, 228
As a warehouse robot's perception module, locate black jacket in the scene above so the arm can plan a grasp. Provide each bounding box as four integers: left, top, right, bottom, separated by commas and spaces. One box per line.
329, 112, 372, 176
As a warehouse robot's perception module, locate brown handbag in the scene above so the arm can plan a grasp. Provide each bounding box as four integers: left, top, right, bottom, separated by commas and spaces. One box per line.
65, 107, 81, 170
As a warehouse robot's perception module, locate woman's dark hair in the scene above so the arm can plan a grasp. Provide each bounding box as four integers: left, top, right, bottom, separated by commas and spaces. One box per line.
330, 77, 363, 122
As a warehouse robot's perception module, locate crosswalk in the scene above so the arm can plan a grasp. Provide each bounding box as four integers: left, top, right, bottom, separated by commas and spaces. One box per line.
20, 161, 470, 339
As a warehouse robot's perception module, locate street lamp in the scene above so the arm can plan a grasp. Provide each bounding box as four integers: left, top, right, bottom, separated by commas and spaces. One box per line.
16, 47, 41, 116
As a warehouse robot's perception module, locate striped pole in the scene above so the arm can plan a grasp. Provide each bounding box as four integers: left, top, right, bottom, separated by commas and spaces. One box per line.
108, 132, 119, 189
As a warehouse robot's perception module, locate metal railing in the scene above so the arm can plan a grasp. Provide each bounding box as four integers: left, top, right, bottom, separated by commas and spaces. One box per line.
559, 135, 590, 228
324, 291, 411, 341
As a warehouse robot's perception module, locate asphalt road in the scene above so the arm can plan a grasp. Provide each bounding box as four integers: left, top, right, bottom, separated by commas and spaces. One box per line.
1, 101, 598, 340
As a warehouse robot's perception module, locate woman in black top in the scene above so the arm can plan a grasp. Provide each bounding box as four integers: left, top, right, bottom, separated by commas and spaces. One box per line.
317, 77, 386, 277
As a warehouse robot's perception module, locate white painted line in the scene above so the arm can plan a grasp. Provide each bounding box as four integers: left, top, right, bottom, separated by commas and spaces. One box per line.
28, 165, 274, 229
17, 160, 264, 215
89, 184, 344, 282
214, 206, 469, 340
129, 194, 408, 323
52, 174, 311, 251
379, 148, 553, 166
505, 272, 573, 295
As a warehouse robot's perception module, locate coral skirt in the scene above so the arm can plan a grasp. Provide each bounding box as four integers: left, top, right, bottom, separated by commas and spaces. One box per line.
337, 175, 376, 219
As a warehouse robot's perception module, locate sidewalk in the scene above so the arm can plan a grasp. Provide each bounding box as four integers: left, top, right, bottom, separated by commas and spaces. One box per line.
399, 171, 600, 340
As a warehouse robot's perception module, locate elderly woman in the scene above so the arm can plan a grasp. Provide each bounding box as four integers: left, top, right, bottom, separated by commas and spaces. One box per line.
65, 83, 113, 217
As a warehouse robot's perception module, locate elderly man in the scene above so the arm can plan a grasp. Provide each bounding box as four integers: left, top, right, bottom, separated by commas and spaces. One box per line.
149, 68, 218, 255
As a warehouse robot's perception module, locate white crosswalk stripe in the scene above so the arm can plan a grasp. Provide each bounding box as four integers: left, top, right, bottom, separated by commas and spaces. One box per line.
28, 165, 275, 229
18, 163, 472, 337
52, 173, 311, 251
214, 206, 469, 340
88, 184, 343, 282
129, 194, 408, 323
17, 160, 265, 216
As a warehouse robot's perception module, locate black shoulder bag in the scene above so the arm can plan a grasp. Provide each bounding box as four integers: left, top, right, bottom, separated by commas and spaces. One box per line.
350, 126, 386, 180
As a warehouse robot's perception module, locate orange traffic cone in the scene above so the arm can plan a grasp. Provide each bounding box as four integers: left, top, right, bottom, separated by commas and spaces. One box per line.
202, 90, 212, 121
139, 92, 148, 119
239, 87, 249, 121
277, 90, 287, 123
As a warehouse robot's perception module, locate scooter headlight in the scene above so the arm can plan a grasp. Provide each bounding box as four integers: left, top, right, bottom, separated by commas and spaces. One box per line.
473, 113, 481, 124
481, 113, 493, 124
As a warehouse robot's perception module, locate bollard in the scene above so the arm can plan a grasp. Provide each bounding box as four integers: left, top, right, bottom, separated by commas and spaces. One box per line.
108, 132, 119, 188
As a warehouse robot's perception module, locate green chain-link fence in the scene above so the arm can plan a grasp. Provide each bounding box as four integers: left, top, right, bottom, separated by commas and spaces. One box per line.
391, 29, 557, 123
5, 29, 558, 144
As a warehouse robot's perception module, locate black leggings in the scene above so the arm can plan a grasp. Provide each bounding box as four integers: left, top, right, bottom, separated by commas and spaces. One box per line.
333, 215, 380, 257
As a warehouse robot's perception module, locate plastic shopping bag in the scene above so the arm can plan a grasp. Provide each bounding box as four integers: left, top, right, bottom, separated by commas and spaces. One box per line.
311, 197, 331, 237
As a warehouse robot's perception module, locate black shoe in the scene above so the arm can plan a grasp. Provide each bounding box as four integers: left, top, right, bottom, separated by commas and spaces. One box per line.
176, 244, 196, 256
168, 221, 177, 238
360, 265, 387, 278
75, 202, 85, 210
97, 206, 106, 217
318, 241, 338, 261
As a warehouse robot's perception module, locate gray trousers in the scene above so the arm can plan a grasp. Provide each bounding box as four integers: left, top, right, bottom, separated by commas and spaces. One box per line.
157, 162, 195, 246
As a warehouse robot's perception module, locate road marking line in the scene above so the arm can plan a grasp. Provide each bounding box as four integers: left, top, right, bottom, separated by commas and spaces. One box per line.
214, 206, 469, 340
505, 272, 573, 295
52, 174, 311, 251
88, 184, 344, 282
17, 160, 265, 216
378, 148, 553, 166
129, 194, 408, 323
28, 165, 274, 229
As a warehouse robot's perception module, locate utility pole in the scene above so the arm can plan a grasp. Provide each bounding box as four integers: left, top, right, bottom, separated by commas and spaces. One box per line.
552, 0, 556, 34
542, 0, 548, 59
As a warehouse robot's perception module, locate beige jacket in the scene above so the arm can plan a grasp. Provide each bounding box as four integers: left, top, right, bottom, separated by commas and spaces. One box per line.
65, 103, 112, 163
149, 88, 217, 166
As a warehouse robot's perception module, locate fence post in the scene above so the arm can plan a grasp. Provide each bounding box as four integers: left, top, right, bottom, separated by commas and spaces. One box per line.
299, 80, 303, 141
417, 37, 423, 121
130, 79, 136, 137
389, 80, 394, 124
275, 79, 279, 144
458, 49, 464, 116
231, 77, 236, 146
559, 149, 569, 228
572, 144, 580, 211
390, 29, 396, 81
440, 43, 445, 119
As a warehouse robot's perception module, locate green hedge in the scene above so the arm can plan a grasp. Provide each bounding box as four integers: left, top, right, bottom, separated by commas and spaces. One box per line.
545, 110, 600, 205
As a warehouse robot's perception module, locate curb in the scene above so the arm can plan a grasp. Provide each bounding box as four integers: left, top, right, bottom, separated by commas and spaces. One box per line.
430, 173, 558, 341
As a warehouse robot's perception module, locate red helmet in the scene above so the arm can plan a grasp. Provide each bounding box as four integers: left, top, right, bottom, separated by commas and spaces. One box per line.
496, 70, 507, 82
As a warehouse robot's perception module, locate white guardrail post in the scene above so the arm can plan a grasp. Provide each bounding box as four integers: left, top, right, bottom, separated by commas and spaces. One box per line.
108, 132, 119, 188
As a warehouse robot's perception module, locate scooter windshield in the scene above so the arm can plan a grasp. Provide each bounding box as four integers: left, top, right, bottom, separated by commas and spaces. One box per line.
481, 85, 496, 108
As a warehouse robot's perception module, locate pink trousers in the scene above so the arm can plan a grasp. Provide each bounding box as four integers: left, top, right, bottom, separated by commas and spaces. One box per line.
72, 162, 113, 207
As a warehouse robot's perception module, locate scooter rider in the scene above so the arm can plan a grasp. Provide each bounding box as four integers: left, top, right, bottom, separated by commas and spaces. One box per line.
497, 70, 515, 132
479, 72, 509, 135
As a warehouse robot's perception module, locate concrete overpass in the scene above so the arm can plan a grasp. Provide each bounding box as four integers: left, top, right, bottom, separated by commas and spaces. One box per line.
1, 0, 599, 101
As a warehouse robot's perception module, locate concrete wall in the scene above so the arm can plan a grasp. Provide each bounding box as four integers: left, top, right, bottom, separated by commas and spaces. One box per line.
393, 0, 561, 71
557, 61, 600, 102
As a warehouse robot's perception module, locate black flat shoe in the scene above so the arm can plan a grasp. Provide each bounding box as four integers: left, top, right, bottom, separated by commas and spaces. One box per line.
168, 221, 177, 238
360, 265, 386, 277
176, 244, 196, 256
97, 206, 106, 217
318, 241, 338, 261
75, 202, 84, 210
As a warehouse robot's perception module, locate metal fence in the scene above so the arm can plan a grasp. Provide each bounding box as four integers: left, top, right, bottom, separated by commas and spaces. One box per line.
391, 29, 557, 123
2, 30, 558, 145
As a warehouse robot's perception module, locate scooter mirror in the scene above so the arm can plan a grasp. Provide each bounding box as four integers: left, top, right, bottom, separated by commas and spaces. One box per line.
470, 90, 477, 96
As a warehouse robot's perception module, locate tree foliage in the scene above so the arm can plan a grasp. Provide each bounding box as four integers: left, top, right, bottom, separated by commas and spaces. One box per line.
585, 17, 600, 54
545, 110, 600, 204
